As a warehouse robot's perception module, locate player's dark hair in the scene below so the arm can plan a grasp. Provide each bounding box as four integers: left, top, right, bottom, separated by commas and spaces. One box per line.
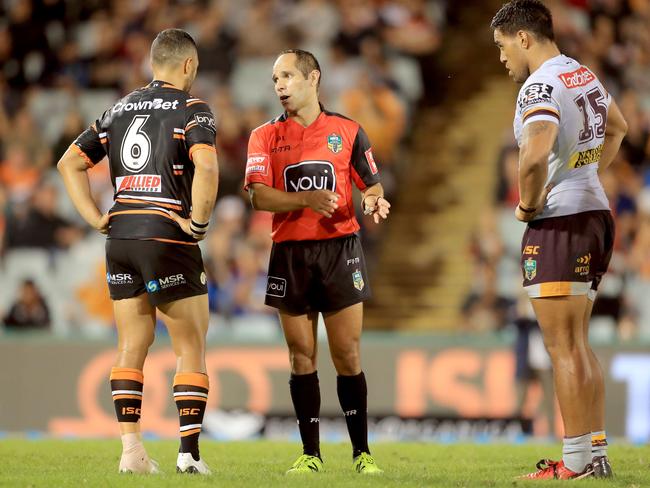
279, 49, 321, 88
150, 28, 197, 66
491, 0, 555, 42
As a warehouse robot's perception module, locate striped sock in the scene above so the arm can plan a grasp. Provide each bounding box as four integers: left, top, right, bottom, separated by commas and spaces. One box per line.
110, 367, 144, 424
592, 431, 608, 457
174, 372, 209, 461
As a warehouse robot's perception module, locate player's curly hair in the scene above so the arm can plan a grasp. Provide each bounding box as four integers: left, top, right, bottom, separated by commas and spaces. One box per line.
279, 49, 321, 88
491, 0, 554, 42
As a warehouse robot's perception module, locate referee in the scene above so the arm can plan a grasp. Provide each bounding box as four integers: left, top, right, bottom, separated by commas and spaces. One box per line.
245, 49, 390, 475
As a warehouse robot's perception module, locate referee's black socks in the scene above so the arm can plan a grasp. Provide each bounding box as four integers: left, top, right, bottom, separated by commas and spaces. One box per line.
337, 371, 370, 458
289, 371, 321, 458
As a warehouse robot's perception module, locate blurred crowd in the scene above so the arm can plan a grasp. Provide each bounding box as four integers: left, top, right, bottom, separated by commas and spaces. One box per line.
464, 0, 650, 342
0, 0, 444, 334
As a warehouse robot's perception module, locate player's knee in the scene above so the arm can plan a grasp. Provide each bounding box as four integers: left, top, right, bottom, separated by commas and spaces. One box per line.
119, 330, 155, 353
542, 328, 583, 357
544, 339, 579, 360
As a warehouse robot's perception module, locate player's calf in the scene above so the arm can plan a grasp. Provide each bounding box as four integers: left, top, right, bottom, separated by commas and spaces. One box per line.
174, 372, 209, 465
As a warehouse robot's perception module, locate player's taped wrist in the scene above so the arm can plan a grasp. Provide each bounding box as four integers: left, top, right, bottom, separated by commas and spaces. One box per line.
190, 219, 209, 237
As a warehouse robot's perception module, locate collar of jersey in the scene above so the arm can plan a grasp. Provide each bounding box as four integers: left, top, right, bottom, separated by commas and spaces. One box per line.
282, 103, 326, 129
148, 79, 183, 90
536, 54, 568, 73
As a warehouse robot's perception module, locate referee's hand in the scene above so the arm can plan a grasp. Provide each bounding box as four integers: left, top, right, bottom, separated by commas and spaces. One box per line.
305, 190, 339, 218
169, 211, 206, 241
363, 195, 391, 224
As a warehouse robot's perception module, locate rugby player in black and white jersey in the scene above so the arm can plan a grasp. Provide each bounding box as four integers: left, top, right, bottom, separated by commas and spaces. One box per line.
58, 29, 218, 475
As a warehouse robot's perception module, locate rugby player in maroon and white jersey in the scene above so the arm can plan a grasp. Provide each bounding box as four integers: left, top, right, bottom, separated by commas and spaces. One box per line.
492, 0, 627, 480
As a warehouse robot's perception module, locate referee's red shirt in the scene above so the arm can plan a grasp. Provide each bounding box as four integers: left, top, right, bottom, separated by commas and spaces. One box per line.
244, 108, 380, 242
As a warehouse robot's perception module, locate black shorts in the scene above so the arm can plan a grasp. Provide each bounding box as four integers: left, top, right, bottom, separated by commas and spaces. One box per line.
521, 210, 614, 299
265, 234, 371, 314
105, 239, 207, 306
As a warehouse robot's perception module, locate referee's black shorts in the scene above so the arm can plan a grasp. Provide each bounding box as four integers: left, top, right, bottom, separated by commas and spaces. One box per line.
105, 239, 207, 306
264, 233, 371, 314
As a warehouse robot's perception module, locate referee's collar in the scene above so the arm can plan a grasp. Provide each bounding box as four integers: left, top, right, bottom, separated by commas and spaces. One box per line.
279, 103, 326, 123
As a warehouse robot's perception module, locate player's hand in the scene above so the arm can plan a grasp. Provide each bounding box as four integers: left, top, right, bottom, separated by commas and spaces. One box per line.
305, 190, 339, 218
515, 184, 553, 222
169, 211, 207, 241
363, 195, 391, 224
93, 213, 110, 234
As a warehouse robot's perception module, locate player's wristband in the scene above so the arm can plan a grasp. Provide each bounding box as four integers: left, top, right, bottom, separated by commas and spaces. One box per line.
190, 219, 209, 236
517, 202, 537, 214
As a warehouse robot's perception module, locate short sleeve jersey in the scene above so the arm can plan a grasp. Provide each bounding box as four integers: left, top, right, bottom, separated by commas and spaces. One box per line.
244, 108, 380, 242
72, 80, 217, 243
514, 55, 611, 220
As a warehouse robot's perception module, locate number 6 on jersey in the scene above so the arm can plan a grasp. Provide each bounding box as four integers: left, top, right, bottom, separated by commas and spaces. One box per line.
121, 115, 152, 173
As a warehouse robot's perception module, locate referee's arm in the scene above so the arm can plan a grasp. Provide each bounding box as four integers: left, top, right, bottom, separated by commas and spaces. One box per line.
249, 183, 340, 218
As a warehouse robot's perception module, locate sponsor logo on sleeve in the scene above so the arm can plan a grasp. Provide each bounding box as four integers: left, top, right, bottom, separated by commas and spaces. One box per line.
559, 66, 595, 88
364, 148, 378, 175
116, 174, 162, 192
283, 160, 336, 192
194, 112, 216, 134
266, 276, 286, 297
518, 83, 554, 109
246, 154, 269, 176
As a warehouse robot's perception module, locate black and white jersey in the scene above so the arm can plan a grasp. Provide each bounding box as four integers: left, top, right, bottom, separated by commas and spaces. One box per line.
73, 80, 217, 243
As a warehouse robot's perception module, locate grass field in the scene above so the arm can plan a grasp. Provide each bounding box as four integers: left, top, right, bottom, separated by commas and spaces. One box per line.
1, 440, 649, 487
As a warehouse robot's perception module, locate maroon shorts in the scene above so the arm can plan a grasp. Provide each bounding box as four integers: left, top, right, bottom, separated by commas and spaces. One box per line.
521, 210, 614, 299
